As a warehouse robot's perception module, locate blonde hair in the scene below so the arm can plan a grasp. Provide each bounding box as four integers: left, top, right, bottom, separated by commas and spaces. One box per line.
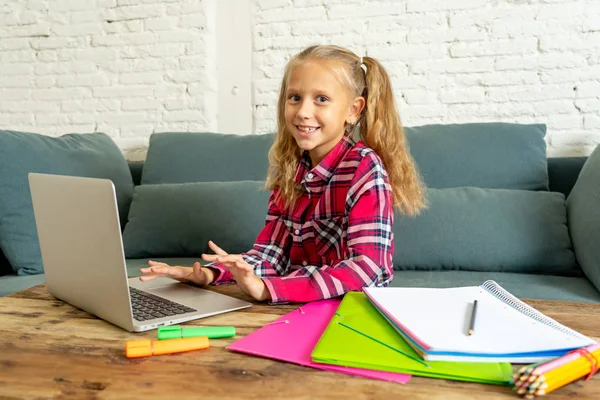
265, 45, 427, 216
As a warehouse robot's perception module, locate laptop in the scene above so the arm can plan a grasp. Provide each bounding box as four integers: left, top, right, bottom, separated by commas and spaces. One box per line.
28, 172, 252, 332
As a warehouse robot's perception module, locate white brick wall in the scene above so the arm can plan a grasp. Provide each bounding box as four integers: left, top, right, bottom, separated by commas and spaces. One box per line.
253, 0, 600, 157
0, 0, 216, 159
1, 0, 599, 158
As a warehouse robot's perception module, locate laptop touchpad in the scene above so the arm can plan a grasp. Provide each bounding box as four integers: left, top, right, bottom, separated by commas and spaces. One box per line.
149, 283, 209, 301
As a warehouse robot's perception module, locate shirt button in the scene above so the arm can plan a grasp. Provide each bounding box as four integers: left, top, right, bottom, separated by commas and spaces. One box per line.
307, 173, 314, 179
302, 261, 308, 266
294, 229, 300, 235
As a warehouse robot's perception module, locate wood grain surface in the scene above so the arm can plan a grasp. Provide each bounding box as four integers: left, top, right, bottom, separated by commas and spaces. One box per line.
1, 283, 599, 400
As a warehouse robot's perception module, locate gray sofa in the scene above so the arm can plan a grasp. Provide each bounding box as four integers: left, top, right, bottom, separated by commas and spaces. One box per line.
1, 123, 599, 303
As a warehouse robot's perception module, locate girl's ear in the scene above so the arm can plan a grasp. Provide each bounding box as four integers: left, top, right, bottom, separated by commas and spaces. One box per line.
346, 96, 366, 124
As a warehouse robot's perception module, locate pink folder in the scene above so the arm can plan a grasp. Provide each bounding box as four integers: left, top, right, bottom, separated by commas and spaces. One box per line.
226, 299, 411, 383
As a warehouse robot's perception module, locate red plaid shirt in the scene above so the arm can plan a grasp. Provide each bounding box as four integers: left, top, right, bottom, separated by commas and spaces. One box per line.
208, 135, 394, 304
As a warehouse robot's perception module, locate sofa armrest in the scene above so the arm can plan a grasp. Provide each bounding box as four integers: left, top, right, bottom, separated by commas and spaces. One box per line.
566, 146, 600, 293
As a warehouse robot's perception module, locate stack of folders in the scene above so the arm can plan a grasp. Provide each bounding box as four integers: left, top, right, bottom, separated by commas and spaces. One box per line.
310, 291, 513, 384
227, 280, 596, 386
360, 281, 595, 363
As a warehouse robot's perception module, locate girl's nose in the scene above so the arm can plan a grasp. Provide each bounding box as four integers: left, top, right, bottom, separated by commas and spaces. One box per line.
296, 100, 312, 119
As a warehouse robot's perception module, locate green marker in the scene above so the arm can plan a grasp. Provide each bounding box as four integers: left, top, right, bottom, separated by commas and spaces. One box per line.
158, 325, 236, 340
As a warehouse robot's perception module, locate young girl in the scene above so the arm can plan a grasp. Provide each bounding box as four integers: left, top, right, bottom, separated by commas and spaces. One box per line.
140, 45, 426, 304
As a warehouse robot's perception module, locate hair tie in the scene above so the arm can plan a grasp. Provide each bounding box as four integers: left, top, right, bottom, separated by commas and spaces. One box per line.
359, 56, 367, 73
566, 347, 599, 380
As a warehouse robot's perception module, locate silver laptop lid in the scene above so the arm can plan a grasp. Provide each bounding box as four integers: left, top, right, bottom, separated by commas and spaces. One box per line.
29, 173, 135, 331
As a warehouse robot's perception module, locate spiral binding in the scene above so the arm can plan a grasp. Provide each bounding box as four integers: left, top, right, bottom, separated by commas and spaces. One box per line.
481, 280, 588, 340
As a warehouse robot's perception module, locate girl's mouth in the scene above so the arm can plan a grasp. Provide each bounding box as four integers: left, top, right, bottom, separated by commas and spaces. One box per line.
296, 125, 320, 136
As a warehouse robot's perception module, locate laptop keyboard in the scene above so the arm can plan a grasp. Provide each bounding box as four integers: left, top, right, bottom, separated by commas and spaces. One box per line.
129, 287, 197, 322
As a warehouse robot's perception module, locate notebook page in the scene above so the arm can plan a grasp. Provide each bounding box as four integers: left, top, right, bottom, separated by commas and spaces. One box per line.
364, 286, 594, 356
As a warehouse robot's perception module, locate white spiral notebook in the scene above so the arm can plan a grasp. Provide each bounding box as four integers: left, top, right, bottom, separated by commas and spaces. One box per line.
363, 281, 596, 363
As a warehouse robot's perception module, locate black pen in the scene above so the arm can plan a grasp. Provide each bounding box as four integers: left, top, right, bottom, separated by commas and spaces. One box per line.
468, 300, 478, 336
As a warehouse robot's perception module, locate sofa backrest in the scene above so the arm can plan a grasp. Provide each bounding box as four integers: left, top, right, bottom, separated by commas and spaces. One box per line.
141, 124, 549, 189
547, 156, 587, 197
129, 156, 585, 196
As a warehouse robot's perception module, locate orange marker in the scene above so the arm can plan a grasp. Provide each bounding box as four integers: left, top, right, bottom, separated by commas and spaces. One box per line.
126, 337, 209, 358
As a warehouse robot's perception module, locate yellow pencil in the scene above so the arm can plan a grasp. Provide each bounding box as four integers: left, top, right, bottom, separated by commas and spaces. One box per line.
538, 356, 592, 382
547, 367, 588, 390
535, 364, 592, 396
546, 363, 590, 384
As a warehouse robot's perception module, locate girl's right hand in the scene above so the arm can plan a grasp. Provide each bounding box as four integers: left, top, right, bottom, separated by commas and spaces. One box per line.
139, 260, 215, 287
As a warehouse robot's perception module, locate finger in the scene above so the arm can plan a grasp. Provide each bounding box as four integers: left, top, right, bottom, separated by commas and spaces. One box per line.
235, 260, 253, 271
140, 268, 156, 277
192, 262, 203, 274
217, 254, 243, 264
219, 261, 239, 270
208, 240, 229, 256
201, 253, 220, 262
148, 260, 168, 267
141, 266, 175, 279
140, 266, 167, 275
151, 266, 170, 274
139, 268, 170, 281
234, 261, 253, 274
139, 274, 158, 282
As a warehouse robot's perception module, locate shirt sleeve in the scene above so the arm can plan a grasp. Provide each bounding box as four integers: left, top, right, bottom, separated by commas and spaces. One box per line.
262, 154, 394, 304
208, 190, 292, 285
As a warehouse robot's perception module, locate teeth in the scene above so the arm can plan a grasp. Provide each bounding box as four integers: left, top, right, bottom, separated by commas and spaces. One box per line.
298, 126, 318, 132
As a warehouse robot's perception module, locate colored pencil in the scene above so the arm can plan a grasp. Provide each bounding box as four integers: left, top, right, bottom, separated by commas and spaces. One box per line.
531, 344, 600, 375
512, 345, 600, 397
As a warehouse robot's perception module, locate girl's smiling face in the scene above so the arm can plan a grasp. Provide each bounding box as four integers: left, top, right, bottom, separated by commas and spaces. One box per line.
284, 60, 364, 166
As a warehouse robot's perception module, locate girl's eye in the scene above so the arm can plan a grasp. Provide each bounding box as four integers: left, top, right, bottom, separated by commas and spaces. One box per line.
317, 96, 328, 103
289, 94, 300, 102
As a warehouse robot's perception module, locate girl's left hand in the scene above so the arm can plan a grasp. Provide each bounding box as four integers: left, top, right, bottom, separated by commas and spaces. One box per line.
201, 240, 271, 302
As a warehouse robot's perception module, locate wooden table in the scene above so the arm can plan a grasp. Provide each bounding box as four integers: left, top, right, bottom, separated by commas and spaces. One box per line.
1, 284, 599, 400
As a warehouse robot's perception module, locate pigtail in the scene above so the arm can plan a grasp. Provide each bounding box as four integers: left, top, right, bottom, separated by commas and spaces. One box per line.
359, 56, 427, 216
265, 67, 303, 210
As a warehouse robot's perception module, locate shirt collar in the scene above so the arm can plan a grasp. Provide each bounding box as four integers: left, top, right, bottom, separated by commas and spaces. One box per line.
294, 135, 356, 185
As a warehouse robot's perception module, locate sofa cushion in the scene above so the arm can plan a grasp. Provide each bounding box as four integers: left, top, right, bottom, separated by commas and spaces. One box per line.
566, 144, 600, 292
125, 260, 600, 303
0, 257, 201, 298
0, 273, 47, 298
141, 132, 274, 184
123, 181, 270, 258
404, 123, 549, 190
0, 130, 134, 276
393, 187, 578, 275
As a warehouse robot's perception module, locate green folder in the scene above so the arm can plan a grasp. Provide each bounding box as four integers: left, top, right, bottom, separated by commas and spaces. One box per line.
311, 292, 513, 385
